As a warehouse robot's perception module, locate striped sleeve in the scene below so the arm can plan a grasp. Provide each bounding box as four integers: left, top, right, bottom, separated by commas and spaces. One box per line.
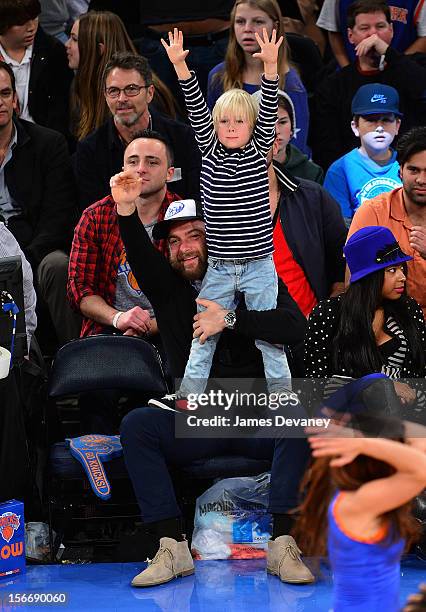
179, 72, 216, 155
253, 74, 279, 157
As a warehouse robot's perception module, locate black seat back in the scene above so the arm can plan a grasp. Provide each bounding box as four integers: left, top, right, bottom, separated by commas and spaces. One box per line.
48, 335, 168, 398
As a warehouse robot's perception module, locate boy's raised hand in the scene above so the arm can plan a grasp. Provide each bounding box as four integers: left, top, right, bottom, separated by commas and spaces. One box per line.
252, 28, 283, 72
161, 28, 189, 66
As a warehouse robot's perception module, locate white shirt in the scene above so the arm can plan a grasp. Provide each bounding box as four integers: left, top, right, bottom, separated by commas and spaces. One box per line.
317, 0, 426, 36
0, 44, 34, 122
0, 223, 37, 351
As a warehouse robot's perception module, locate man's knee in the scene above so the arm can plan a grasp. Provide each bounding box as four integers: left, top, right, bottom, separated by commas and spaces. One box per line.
37, 250, 70, 296
120, 406, 167, 443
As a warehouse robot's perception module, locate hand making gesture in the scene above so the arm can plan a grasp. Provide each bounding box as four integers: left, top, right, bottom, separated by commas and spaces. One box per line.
252, 28, 283, 80
110, 170, 141, 214
161, 28, 191, 80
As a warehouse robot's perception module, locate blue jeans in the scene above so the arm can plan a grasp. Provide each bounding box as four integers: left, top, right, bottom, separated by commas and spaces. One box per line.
180, 255, 291, 396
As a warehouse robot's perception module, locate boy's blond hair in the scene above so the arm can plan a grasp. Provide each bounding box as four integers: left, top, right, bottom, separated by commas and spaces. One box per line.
212, 88, 259, 131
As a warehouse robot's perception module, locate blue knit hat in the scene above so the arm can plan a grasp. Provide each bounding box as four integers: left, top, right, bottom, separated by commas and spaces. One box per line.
344, 226, 412, 283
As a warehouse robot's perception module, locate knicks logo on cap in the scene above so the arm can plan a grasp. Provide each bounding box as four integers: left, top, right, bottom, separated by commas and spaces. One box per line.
165, 202, 185, 220
0, 512, 20, 543
370, 94, 387, 104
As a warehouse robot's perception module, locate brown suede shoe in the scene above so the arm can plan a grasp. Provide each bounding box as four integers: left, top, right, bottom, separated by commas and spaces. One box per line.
131, 537, 195, 587
267, 535, 315, 584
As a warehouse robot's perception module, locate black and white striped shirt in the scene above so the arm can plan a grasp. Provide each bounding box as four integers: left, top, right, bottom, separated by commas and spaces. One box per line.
179, 72, 278, 259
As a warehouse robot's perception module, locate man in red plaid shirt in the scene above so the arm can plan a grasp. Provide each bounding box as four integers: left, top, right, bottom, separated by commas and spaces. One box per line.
67, 130, 181, 339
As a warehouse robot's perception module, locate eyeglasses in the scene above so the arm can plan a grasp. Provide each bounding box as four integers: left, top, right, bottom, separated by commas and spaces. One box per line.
105, 84, 150, 99
0, 89, 13, 100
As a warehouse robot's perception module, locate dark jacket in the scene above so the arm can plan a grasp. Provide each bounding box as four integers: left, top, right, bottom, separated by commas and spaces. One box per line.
283, 144, 323, 184
5, 119, 78, 268
118, 210, 306, 381
74, 111, 202, 211
274, 161, 347, 301
312, 47, 426, 170
28, 26, 73, 140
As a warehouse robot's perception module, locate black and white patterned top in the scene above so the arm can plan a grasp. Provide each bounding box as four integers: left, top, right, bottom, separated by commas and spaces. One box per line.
179, 72, 278, 259
304, 295, 426, 379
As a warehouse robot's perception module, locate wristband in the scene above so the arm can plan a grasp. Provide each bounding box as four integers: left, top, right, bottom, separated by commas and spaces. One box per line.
112, 311, 124, 329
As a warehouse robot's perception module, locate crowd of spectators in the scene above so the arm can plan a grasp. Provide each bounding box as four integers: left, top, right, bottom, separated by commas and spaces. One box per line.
0, 0, 425, 600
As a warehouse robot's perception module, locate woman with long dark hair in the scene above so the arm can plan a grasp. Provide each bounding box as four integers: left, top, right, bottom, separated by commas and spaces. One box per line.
293, 435, 426, 611
206, 0, 310, 155
305, 226, 425, 392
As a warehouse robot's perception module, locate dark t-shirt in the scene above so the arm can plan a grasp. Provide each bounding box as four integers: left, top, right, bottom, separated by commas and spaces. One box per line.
88, 0, 303, 35
88, 0, 234, 25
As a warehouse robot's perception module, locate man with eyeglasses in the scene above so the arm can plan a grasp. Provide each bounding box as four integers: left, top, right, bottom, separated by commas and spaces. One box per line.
0, 60, 79, 346
74, 52, 201, 211
324, 83, 403, 226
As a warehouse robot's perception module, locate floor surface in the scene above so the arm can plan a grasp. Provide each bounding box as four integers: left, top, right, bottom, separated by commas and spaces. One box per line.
0, 556, 424, 611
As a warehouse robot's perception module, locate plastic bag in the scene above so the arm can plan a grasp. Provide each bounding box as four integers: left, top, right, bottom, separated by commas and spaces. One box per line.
191, 473, 272, 560
25, 522, 53, 561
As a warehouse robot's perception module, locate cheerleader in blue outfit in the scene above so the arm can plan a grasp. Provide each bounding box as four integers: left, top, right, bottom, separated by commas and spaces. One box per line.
294, 435, 426, 611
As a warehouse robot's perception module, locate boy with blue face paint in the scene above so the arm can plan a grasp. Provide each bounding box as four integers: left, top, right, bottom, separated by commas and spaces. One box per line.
324, 83, 402, 226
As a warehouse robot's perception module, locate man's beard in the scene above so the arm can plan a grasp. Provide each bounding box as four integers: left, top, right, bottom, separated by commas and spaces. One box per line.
114, 109, 141, 128
169, 251, 207, 281
405, 186, 426, 207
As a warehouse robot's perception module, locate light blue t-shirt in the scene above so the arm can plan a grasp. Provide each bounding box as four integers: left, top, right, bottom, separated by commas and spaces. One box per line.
324, 148, 402, 225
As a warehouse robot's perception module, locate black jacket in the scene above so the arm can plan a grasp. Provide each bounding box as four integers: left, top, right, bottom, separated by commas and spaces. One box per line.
5, 119, 78, 268
28, 26, 73, 140
118, 210, 306, 381
74, 111, 202, 211
274, 162, 347, 301
311, 47, 426, 170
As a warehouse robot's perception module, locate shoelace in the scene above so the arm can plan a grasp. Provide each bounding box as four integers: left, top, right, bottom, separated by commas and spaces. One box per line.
145, 546, 176, 576
278, 543, 303, 572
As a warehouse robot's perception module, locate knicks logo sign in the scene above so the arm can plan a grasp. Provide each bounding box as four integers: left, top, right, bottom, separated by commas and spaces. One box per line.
0, 512, 20, 543
118, 249, 142, 294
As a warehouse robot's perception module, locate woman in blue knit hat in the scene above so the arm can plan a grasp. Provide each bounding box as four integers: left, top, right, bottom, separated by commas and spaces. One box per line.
304, 225, 425, 392
299, 225, 426, 611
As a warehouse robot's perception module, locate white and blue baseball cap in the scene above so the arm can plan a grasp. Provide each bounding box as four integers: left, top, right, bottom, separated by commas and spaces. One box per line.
153, 199, 204, 240
351, 83, 403, 117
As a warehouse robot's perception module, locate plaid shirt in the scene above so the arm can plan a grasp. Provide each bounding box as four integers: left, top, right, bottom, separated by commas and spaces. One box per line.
67, 192, 177, 337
